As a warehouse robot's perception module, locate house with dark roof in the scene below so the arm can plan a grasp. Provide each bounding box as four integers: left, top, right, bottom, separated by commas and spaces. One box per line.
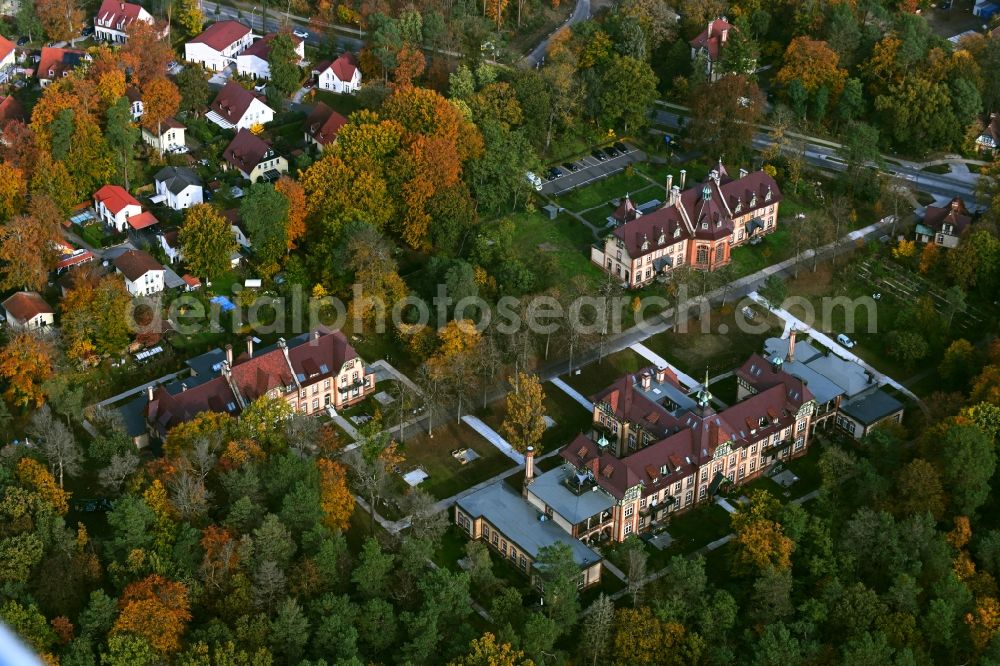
591, 164, 781, 287
113, 249, 165, 296
303, 102, 347, 149
315, 52, 361, 93
36, 47, 91, 87
154, 166, 203, 210
141, 117, 186, 153
0, 35, 15, 84
93, 0, 157, 43
2, 291, 54, 329
222, 129, 288, 182
206, 81, 275, 131
690, 18, 735, 82
93, 185, 159, 233
185, 20, 255, 71
141, 328, 375, 441
977, 113, 999, 155
837, 390, 905, 439
915, 196, 971, 249
236, 32, 304, 80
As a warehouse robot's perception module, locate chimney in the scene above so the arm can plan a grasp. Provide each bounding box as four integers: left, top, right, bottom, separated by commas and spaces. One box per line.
225, 343, 233, 366
640, 371, 652, 391
707, 19, 713, 37
739, 167, 748, 179
313, 329, 321, 341
146, 385, 154, 401
721, 27, 729, 43
246, 337, 254, 357
180, 382, 188, 392
679, 169, 686, 190
523, 446, 535, 496
655, 367, 667, 383
787, 329, 797, 363
670, 185, 681, 205
666, 174, 673, 198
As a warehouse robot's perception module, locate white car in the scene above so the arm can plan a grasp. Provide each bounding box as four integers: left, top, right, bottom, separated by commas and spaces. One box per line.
170, 145, 190, 154
254, 83, 267, 93
836, 333, 856, 349
525, 171, 543, 191
293, 28, 309, 39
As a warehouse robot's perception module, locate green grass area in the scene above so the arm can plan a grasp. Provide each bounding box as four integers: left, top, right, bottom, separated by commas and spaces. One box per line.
729, 227, 793, 279
553, 171, 655, 212
501, 211, 606, 288
634, 161, 673, 184
207, 270, 242, 296
78, 222, 111, 248
581, 206, 614, 229
312, 90, 366, 117
400, 420, 516, 500
563, 348, 647, 397
709, 374, 740, 406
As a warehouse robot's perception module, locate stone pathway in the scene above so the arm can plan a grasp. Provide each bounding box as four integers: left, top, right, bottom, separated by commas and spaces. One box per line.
549, 378, 594, 410
327, 407, 360, 440
461, 416, 524, 464
715, 497, 737, 514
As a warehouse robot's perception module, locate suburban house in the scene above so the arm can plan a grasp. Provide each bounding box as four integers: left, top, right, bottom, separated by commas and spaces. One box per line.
2, 291, 55, 330
0, 35, 15, 84
455, 449, 605, 591
93, 0, 156, 43
139, 328, 375, 442
222, 129, 287, 183
206, 81, 275, 131
690, 18, 734, 82
93, 185, 159, 233
37, 48, 90, 87
303, 102, 347, 149
236, 32, 304, 80
976, 113, 998, 155
141, 118, 186, 153
126, 86, 143, 119
591, 165, 781, 287
314, 52, 361, 93
914, 196, 971, 248
158, 230, 182, 264
760, 333, 904, 440
223, 209, 251, 249
113, 249, 165, 296
184, 20, 254, 71
54, 239, 96, 273
153, 166, 203, 210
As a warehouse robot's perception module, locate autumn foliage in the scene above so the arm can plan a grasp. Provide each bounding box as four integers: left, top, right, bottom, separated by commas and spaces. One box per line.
16, 458, 69, 515
317, 458, 355, 531
113, 574, 192, 654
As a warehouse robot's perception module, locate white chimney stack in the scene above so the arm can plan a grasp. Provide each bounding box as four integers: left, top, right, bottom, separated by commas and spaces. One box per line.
680, 169, 687, 190
523, 446, 535, 497
246, 337, 254, 358
225, 344, 233, 366
739, 168, 748, 179
146, 385, 154, 401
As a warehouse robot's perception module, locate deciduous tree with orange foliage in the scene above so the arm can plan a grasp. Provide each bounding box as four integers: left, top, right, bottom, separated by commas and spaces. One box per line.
612, 608, 692, 665
731, 491, 795, 574
141, 78, 182, 154
501, 372, 547, 454
120, 20, 174, 86
392, 44, 426, 88
36, 0, 84, 42
16, 458, 69, 514
776, 37, 848, 97
0, 333, 55, 409
0, 196, 63, 291
448, 632, 535, 665
0, 163, 26, 221
317, 458, 355, 531
275, 176, 307, 250
113, 574, 192, 655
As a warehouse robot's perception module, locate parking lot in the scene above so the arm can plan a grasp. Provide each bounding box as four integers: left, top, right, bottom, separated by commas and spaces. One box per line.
540, 143, 647, 196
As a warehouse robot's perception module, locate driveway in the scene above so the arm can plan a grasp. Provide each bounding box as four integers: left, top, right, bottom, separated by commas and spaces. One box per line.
522, 0, 591, 67
540, 144, 645, 196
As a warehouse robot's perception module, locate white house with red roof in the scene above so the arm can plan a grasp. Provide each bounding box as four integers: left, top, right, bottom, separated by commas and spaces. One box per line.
206, 81, 274, 130
303, 102, 347, 149
185, 20, 255, 71
236, 32, 304, 80
0, 35, 15, 84
36, 47, 90, 87
315, 52, 361, 93
2, 292, 55, 330
93, 185, 159, 233
94, 0, 156, 43
689, 18, 734, 82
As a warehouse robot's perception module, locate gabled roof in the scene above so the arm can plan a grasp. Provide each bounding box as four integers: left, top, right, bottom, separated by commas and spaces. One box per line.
209, 81, 268, 125
325, 51, 358, 81
2, 291, 53, 323
188, 20, 252, 51
155, 166, 201, 194
240, 32, 302, 60
223, 128, 276, 172
95, 0, 152, 29
93, 184, 141, 214
114, 249, 164, 280
0, 35, 14, 63
37, 47, 87, 80
924, 196, 972, 236
304, 102, 347, 146
689, 18, 734, 62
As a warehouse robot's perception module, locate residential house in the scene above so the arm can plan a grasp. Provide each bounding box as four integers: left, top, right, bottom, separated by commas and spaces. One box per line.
126, 86, 143, 120
976, 113, 998, 155
141, 118, 186, 153
206, 81, 275, 130
314, 52, 361, 93
141, 328, 375, 440
184, 20, 254, 71
153, 166, 203, 210
759, 333, 904, 440
53, 239, 96, 273
0, 35, 15, 84
223, 209, 251, 249
158, 230, 182, 264
455, 450, 604, 591
182, 274, 202, 291
222, 129, 287, 183
690, 18, 734, 82
113, 249, 165, 296
93, 185, 159, 233
591, 165, 781, 287
914, 196, 971, 248
303, 102, 347, 149
236, 32, 304, 80
2, 291, 55, 329
93, 0, 157, 43
37, 48, 90, 87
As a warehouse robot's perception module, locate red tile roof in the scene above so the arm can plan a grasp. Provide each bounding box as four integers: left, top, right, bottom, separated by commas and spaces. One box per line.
241, 32, 302, 60
924, 196, 971, 236
223, 128, 276, 173
0, 96, 25, 127
209, 81, 264, 126
182, 274, 202, 288
127, 210, 159, 230
0, 35, 14, 63
189, 20, 252, 51
54, 239, 96, 271
304, 102, 347, 146
328, 51, 358, 81
95, 0, 150, 29
94, 185, 141, 215
2, 291, 53, 323
37, 47, 87, 81
689, 18, 734, 62
114, 249, 163, 281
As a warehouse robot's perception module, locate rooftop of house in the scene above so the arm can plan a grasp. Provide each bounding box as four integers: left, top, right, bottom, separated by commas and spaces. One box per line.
37, 47, 88, 80
0, 35, 14, 63
840, 389, 905, 426
93, 184, 141, 214
323, 51, 358, 81
923, 196, 972, 236
113, 249, 164, 280
979, 114, 999, 147
188, 20, 252, 51
241, 32, 303, 60
738, 352, 844, 406
304, 102, 348, 146
209, 81, 269, 125
689, 18, 734, 61
457, 480, 602, 568
95, 0, 151, 28
223, 128, 276, 172
527, 464, 616, 526
155, 166, 201, 194
2, 291, 53, 323
763, 336, 875, 399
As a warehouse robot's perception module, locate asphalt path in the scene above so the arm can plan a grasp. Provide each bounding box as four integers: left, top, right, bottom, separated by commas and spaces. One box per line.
540, 144, 645, 196
521, 0, 591, 67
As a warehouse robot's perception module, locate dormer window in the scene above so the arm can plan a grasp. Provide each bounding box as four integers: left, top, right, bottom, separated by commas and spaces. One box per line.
673, 227, 681, 238
765, 187, 772, 202
716, 219, 722, 228
750, 193, 757, 207
734, 200, 742, 213
641, 239, 650, 251
660, 464, 668, 475
701, 222, 708, 230
658, 232, 666, 245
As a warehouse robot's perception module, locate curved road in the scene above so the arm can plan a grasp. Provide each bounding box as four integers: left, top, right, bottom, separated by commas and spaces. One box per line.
521, 0, 591, 68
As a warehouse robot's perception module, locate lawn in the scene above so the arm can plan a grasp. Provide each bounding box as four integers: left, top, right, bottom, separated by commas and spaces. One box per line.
312, 90, 366, 117
553, 171, 655, 212
478, 380, 594, 458
663, 503, 733, 553
729, 227, 794, 279
78, 222, 112, 248
400, 420, 516, 500
563, 348, 647, 397
501, 211, 607, 288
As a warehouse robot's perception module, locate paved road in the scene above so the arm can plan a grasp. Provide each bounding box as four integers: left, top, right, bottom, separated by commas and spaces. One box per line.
652, 107, 984, 206
521, 0, 591, 67
202, 0, 364, 51
540, 145, 645, 196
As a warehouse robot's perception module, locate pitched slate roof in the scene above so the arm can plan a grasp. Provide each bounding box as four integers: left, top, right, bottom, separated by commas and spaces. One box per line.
2, 291, 53, 323
923, 196, 972, 236
689, 18, 734, 62
223, 128, 276, 173
304, 102, 347, 146
209, 81, 266, 126
114, 249, 164, 281
38, 47, 87, 80
155, 166, 201, 195
189, 20, 252, 51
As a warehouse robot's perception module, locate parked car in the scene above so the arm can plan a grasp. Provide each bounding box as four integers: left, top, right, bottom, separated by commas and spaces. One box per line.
16, 36, 28, 46
613, 142, 628, 153
562, 162, 579, 173
81, 26, 94, 37
170, 145, 190, 154
293, 28, 309, 39
591, 149, 607, 162
605, 146, 620, 157
525, 171, 543, 191
546, 167, 563, 180
254, 83, 267, 92
303, 80, 314, 89
836, 333, 856, 349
